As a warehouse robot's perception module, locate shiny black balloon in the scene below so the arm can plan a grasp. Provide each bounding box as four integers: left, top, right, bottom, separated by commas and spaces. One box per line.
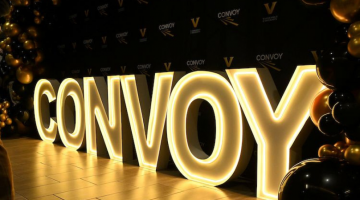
345, 125, 360, 141
332, 102, 360, 126
11, 40, 24, 59
279, 158, 360, 200
316, 45, 360, 89
328, 90, 356, 109
300, 0, 327, 6
318, 113, 343, 137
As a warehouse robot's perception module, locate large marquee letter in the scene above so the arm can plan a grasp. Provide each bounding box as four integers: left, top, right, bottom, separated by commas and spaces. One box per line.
57, 78, 86, 150
34, 79, 59, 143
84, 76, 131, 161
120, 72, 183, 170
227, 66, 324, 199
167, 71, 254, 186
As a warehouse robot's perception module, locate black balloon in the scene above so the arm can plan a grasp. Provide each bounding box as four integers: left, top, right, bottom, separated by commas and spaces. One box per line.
334, 24, 350, 45
316, 45, 360, 89
279, 158, 360, 200
345, 125, 360, 141
318, 113, 343, 137
332, 102, 360, 126
11, 40, 24, 59
328, 90, 356, 109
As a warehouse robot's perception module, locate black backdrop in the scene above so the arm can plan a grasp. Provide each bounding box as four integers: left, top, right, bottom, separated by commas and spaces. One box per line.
40, 0, 344, 182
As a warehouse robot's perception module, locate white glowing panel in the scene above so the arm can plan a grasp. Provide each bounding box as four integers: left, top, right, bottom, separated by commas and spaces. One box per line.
34, 79, 60, 143
227, 66, 324, 200
84, 76, 127, 161
167, 71, 253, 186
57, 78, 85, 150
120, 72, 182, 170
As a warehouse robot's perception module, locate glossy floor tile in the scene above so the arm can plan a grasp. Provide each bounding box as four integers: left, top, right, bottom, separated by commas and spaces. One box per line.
3, 137, 260, 200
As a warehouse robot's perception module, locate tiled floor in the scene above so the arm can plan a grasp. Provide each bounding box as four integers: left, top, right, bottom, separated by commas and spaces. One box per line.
3, 138, 260, 200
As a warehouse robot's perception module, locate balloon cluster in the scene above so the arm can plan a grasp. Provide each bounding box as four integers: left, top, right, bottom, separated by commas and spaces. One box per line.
0, 0, 58, 137
0, 100, 16, 137
309, 0, 360, 165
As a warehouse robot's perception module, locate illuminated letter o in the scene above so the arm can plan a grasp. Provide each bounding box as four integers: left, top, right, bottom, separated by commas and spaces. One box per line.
167, 71, 244, 186
57, 78, 86, 150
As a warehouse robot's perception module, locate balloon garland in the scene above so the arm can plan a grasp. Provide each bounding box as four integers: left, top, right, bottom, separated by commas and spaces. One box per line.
279, 1, 360, 199
0, 0, 58, 138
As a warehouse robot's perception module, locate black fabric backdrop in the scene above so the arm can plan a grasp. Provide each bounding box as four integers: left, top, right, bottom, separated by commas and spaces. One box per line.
41, 0, 344, 181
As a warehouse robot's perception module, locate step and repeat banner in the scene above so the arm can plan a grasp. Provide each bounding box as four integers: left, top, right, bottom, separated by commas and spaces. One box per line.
43, 0, 342, 176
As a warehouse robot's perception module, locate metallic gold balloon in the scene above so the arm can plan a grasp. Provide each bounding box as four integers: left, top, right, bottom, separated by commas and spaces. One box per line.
330, 0, 360, 23
0, 104, 3, 109
348, 36, 360, 57
0, 122, 5, 128
10, 58, 21, 68
35, 50, 43, 63
1, 108, 7, 115
3, 101, 10, 109
345, 145, 360, 165
16, 67, 33, 84
335, 141, 349, 158
348, 21, 360, 38
9, 23, 20, 37
5, 54, 14, 65
20, 0, 30, 6
346, 137, 360, 145
0, 41, 6, 49
5, 118, 12, 125
23, 40, 35, 50
34, 17, 41, 25
4, 37, 11, 44
27, 27, 38, 38
310, 89, 332, 127
5, 45, 11, 52
18, 33, 28, 43
318, 144, 340, 158
0, 114, 6, 122
33, 10, 40, 16
22, 111, 29, 121
52, 0, 61, 5
2, 22, 11, 35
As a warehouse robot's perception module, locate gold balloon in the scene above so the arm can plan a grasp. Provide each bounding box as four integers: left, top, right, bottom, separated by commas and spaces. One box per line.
345, 145, 360, 165
52, 0, 61, 5
9, 23, 21, 37
5, 54, 14, 65
348, 21, 360, 38
16, 67, 33, 84
318, 144, 340, 158
34, 17, 41, 25
5, 118, 12, 125
4, 37, 11, 44
3, 101, 10, 109
310, 89, 332, 127
0, 104, 3, 109
1, 108, 7, 115
0, 114, 6, 122
330, 0, 360, 23
5, 45, 11, 52
20, 0, 30, 6
334, 141, 349, 158
22, 111, 29, 121
0, 122, 5, 128
348, 36, 360, 57
10, 58, 22, 68
18, 33, 28, 43
35, 50, 43, 63
2, 22, 11, 35
346, 137, 360, 145
0, 41, 6, 49
23, 40, 35, 50
33, 10, 40, 16
27, 27, 38, 38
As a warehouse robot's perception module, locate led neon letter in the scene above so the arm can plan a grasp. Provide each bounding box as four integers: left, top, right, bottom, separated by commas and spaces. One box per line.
34, 79, 60, 142
227, 66, 324, 199
84, 76, 132, 161
167, 71, 254, 186
120, 72, 183, 170
57, 78, 86, 150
